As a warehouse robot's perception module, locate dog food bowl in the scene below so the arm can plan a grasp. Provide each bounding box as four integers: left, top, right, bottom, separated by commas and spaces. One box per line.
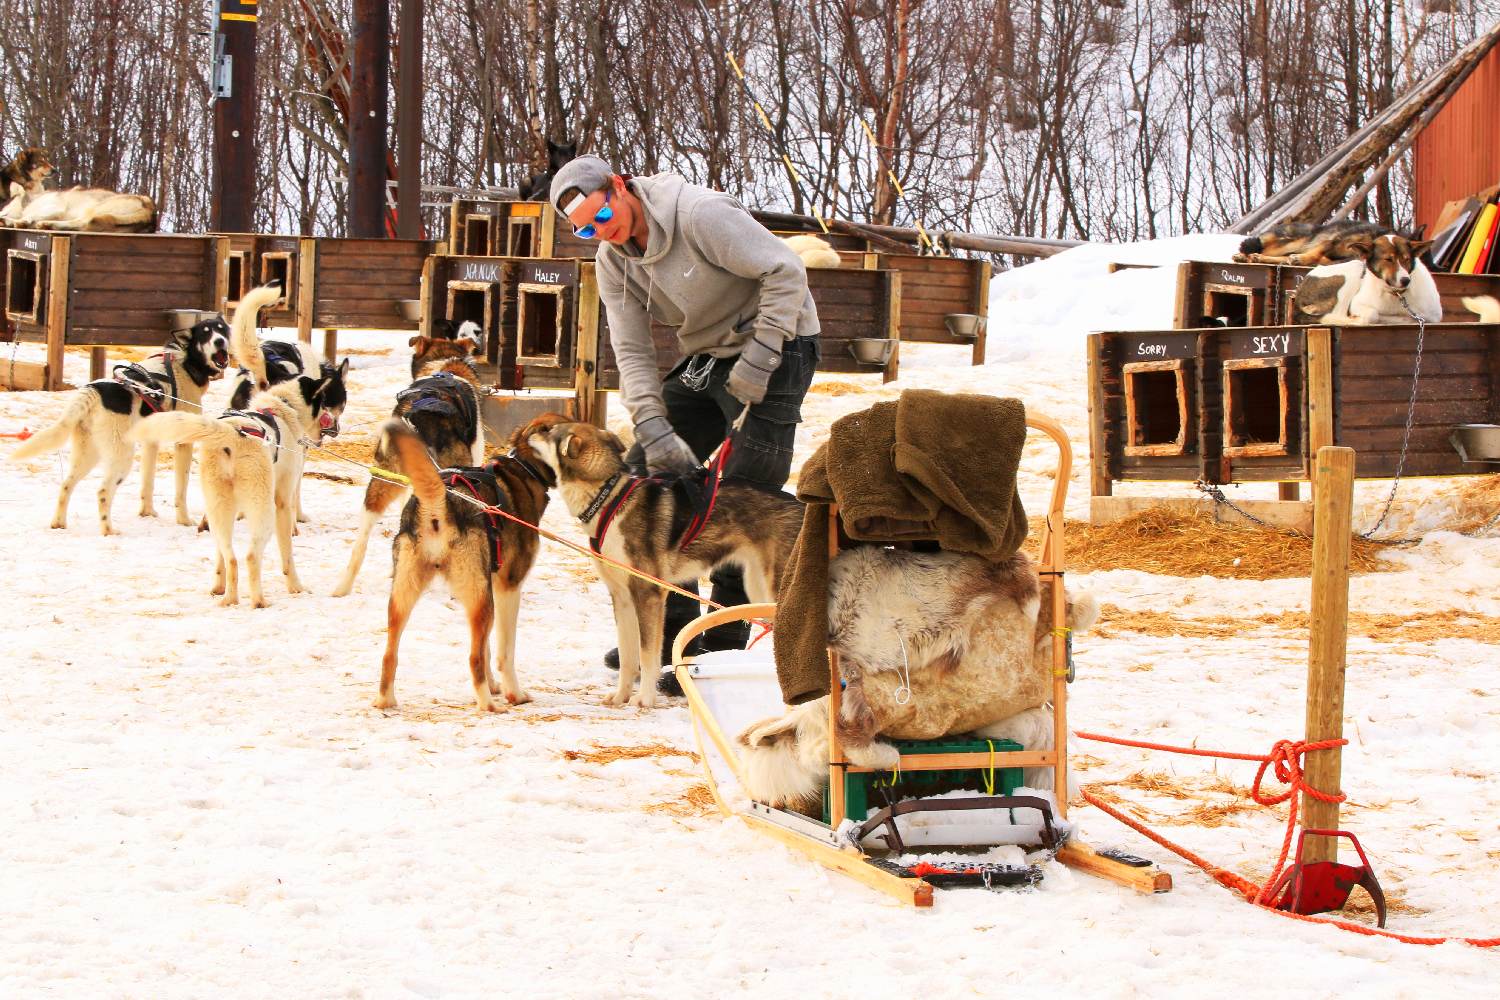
944, 313, 986, 340
164, 308, 215, 332
396, 299, 423, 323
1450, 424, 1500, 463
848, 337, 895, 366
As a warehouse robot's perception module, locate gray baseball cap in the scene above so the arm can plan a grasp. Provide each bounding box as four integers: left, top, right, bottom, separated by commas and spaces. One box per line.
549, 155, 615, 217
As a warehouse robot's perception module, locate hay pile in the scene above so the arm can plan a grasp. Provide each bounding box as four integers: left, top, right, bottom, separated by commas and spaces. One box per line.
1038, 508, 1392, 580
562, 742, 699, 765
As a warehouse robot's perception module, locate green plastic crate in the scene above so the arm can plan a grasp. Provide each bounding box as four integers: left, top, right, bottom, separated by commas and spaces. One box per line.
823, 735, 1026, 824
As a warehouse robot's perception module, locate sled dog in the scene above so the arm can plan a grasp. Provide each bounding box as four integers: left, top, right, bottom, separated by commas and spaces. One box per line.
1234, 219, 1421, 267
1291, 232, 1441, 324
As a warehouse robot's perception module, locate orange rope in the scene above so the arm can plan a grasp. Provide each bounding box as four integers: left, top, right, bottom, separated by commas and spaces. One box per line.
1075, 731, 1500, 948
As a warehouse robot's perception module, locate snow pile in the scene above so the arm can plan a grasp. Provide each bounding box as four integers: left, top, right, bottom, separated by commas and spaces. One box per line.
985, 233, 1244, 361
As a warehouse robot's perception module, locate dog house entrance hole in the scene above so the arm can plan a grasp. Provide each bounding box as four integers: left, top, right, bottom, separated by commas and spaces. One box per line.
464, 215, 494, 256
1123, 360, 1190, 456
445, 281, 496, 358
506, 218, 537, 257
517, 283, 565, 366
226, 251, 249, 306
1203, 288, 1251, 327
260, 252, 294, 307
1223, 360, 1290, 455
6, 251, 44, 324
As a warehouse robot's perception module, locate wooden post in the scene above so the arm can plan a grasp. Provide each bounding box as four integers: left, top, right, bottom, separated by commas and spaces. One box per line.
349, 0, 391, 238
212, 237, 231, 312
296, 238, 317, 344
1086, 334, 1112, 497
1171, 261, 1192, 329
323, 330, 339, 363
882, 270, 902, 384
89, 349, 106, 381
45, 236, 71, 391
417, 252, 436, 341
826, 504, 847, 827
1279, 482, 1300, 501
575, 263, 602, 426
970, 260, 991, 366
1303, 445, 1355, 865
212, 1, 258, 233
396, 0, 424, 240
1306, 326, 1335, 497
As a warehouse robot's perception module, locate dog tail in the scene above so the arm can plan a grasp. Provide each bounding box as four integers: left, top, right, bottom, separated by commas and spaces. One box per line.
1237, 235, 1263, 256
781, 234, 842, 269
1463, 295, 1500, 324
230, 283, 284, 391
379, 418, 447, 510
129, 411, 239, 449
10, 387, 95, 460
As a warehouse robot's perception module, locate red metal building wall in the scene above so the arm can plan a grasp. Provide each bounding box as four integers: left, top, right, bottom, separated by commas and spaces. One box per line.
1413, 45, 1500, 233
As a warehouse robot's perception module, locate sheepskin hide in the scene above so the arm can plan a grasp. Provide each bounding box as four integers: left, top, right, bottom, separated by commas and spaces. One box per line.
830, 547, 1052, 741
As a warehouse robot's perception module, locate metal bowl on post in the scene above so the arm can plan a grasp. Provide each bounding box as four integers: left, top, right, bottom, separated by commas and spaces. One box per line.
848, 337, 895, 366
164, 308, 215, 333
944, 313, 985, 340
1450, 424, 1500, 463
396, 299, 423, 323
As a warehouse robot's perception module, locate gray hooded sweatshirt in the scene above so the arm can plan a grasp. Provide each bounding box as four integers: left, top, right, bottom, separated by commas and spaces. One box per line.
595, 173, 820, 424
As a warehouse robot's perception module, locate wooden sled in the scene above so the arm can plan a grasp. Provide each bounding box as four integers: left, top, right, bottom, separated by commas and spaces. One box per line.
673, 411, 1172, 906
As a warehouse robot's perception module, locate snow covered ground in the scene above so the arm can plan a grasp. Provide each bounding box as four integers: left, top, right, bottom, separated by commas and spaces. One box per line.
3, 240, 1499, 996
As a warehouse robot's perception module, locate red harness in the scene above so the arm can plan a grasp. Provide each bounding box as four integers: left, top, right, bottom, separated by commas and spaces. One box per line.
589, 437, 733, 555
446, 470, 505, 569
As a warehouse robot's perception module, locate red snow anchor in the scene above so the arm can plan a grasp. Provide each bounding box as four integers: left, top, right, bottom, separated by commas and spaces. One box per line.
1266, 828, 1387, 928
1, 428, 32, 440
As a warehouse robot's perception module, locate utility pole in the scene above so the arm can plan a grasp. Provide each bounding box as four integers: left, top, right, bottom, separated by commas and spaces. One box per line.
212, 0, 259, 233
396, 0, 423, 239
349, 0, 390, 238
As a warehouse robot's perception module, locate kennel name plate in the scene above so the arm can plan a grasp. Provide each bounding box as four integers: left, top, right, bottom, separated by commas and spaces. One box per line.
459, 261, 502, 284
518, 260, 575, 287
1120, 333, 1196, 361
16, 233, 46, 253
1225, 330, 1303, 358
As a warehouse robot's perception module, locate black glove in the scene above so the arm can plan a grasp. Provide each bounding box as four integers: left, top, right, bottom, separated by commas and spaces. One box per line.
725, 332, 784, 406
634, 415, 700, 475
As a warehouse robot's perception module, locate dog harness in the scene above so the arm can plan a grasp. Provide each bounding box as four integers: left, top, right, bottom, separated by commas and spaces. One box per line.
109, 362, 169, 414
222, 407, 283, 459
585, 437, 733, 555
441, 465, 510, 570
395, 372, 479, 443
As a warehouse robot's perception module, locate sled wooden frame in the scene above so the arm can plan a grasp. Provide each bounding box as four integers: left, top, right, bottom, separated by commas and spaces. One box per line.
673, 412, 1172, 906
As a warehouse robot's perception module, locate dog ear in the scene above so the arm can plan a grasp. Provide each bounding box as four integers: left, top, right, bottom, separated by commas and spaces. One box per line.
561, 432, 580, 459
337, 357, 350, 379
1410, 238, 1434, 258
410, 335, 429, 351
1348, 238, 1374, 258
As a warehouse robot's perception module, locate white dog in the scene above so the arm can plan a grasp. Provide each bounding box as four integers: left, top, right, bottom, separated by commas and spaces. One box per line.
10, 318, 232, 533
1293, 233, 1441, 325
130, 292, 351, 607
2, 183, 155, 232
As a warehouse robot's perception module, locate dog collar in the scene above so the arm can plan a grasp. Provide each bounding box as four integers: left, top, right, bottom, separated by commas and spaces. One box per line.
579, 471, 623, 524
506, 448, 552, 487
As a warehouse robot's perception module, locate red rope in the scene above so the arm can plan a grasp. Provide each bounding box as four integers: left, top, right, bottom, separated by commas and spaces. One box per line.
1075, 731, 1500, 948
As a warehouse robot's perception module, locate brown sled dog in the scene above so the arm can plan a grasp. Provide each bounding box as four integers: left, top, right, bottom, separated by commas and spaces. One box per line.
528, 420, 804, 709
330, 334, 487, 597
375, 414, 561, 713
1233, 219, 1418, 267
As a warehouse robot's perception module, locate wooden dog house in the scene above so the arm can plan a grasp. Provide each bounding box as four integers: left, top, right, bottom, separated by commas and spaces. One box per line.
6, 230, 224, 391
214, 234, 302, 326
1173, 260, 1282, 328
1089, 323, 1500, 525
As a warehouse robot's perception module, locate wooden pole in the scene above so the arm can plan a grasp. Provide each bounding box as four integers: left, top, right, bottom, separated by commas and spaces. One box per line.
1306, 326, 1335, 488
349, 0, 390, 238
396, 0, 424, 240
1303, 446, 1355, 865
212, 1, 258, 233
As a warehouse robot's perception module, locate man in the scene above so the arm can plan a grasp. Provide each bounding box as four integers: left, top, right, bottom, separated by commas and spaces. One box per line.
549, 155, 820, 693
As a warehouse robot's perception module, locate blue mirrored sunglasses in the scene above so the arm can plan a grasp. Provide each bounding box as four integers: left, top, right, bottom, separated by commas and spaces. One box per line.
572, 191, 614, 239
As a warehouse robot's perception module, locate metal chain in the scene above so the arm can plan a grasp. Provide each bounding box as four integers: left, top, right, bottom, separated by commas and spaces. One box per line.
1358, 296, 1426, 540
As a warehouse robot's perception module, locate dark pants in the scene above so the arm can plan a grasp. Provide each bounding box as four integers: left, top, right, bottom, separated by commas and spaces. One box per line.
629, 337, 819, 649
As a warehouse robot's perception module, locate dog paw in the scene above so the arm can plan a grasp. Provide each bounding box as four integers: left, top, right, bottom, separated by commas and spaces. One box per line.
49, 519, 66, 530
176, 513, 193, 527
505, 690, 532, 706
216, 594, 238, 607
139, 506, 157, 519
628, 691, 657, 710
372, 693, 397, 710
602, 690, 629, 707
476, 698, 503, 713
330, 581, 353, 598
285, 576, 305, 595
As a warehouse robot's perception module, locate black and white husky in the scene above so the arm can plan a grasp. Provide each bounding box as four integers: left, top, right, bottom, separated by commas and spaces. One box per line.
10, 317, 232, 534
227, 283, 319, 410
